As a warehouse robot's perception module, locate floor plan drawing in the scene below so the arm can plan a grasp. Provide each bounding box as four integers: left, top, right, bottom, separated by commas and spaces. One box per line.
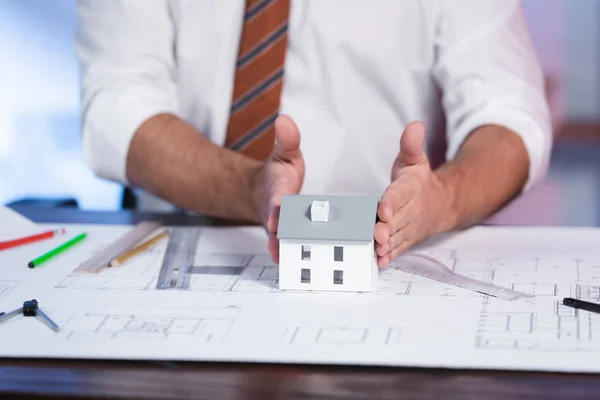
55, 239, 165, 291
378, 255, 600, 298
55, 253, 282, 293
382, 253, 600, 353
55, 275, 157, 291
52, 249, 600, 302
281, 326, 402, 346
0, 281, 17, 302
187, 253, 280, 293
99, 301, 242, 314
6, 224, 600, 373
475, 296, 600, 352
576, 284, 600, 300
60, 313, 235, 342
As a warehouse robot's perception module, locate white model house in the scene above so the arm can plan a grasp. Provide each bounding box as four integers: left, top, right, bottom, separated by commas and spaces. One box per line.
277, 194, 379, 292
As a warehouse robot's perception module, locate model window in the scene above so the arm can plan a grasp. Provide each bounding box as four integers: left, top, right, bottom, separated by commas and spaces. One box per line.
301, 268, 311, 283
334, 246, 343, 261
301, 245, 311, 260
334, 270, 343, 284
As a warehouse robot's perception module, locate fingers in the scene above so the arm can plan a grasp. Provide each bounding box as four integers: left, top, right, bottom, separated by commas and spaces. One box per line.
398, 121, 426, 165
267, 203, 281, 234
265, 193, 282, 262
267, 233, 279, 263
377, 234, 412, 268
374, 208, 409, 255
263, 114, 302, 264
377, 183, 410, 223
266, 175, 296, 231
376, 224, 408, 256
392, 121, 427, 180
272, 115, 301, 161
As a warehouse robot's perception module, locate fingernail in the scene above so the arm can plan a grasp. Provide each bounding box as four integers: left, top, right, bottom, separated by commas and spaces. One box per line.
379, 257, 389, 268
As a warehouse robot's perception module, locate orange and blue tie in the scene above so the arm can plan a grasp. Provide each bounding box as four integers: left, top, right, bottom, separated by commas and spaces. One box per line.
224, 0, 290, 160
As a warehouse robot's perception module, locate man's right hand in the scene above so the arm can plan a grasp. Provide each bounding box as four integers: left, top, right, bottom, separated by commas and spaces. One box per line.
252, 115, 305, 263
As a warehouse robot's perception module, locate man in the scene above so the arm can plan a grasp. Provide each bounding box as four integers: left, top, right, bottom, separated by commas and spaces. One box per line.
75, 0, 552, 267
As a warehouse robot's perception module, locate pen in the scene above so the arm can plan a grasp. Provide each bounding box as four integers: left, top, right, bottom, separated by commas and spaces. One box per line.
28, 233, 87, 268
0, 228, 65, 251
562, 297, 600, 314
109, 229, 167, 267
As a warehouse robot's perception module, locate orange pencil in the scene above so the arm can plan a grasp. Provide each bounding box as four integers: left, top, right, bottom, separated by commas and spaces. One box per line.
108, 230, 168, 267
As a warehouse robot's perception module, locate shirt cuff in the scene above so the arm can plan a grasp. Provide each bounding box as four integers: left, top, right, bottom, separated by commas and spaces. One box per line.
82, 89, 179, 185
445, 109, 552, 193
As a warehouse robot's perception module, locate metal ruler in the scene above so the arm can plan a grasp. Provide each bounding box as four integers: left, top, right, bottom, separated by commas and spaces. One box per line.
74, 221, 162, 274
394, 254, 533, 301
156, 227, 201, 289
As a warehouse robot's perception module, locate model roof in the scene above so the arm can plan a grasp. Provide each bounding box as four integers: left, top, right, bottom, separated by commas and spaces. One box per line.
277, 194, 378, 242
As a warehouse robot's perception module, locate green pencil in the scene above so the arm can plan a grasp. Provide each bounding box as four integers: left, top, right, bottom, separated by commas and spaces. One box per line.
28, 233, 87, 269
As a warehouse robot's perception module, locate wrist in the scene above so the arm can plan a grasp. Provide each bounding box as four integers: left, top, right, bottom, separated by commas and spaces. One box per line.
248, 162, 266, 224
433, 166, 461, 234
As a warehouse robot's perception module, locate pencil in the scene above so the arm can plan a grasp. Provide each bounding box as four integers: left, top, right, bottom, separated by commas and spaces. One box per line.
28, 233, 87, 268
109, 230, 168, 267
0, 228, 66, 251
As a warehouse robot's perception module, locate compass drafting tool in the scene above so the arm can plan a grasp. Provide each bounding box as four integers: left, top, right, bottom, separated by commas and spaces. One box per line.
0, 299, 60, 332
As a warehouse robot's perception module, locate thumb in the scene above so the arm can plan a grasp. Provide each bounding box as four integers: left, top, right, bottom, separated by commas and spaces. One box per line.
272, 114, 301, 161
396, 121, 427, 168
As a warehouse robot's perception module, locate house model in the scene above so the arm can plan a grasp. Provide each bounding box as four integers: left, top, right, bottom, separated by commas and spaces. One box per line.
277, 194, 379, 292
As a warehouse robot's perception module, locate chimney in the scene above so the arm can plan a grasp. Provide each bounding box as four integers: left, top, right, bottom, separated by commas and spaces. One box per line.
310, 200, 330, 222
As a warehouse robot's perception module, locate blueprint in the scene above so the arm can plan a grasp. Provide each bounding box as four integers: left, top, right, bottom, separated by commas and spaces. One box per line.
1, 223, 600, 373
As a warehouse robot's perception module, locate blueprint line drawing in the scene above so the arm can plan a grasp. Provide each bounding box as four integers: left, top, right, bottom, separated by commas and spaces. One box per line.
100, 301, 242, 313
9, 224, 600, 373
52, 246, 600, 319
60, 313, 235, 342
510, 284, 557, 296
281, 326, 402, 346
55, 275, 157, 291
52, 251, 600, 301
475, 296, 600, 352
575, 284, 600, 300
188, 253, 280, 293
54, 253, 283, 293
0, 281, 17, 302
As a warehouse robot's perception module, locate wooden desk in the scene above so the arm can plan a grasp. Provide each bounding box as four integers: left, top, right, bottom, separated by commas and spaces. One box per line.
2, 206, 600, 400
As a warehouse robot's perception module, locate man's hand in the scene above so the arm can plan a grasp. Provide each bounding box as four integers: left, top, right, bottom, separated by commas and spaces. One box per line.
374, 121, 456, 268
252, 115, 305, 263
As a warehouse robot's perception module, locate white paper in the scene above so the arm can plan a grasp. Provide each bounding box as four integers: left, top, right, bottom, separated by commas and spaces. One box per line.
1, 223, 600, 373
0, 206, 40, 242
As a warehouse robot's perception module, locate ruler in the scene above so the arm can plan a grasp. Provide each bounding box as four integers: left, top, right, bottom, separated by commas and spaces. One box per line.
156, 227, 201, 289
393, 254, 533, 301
73, 221, 162, 274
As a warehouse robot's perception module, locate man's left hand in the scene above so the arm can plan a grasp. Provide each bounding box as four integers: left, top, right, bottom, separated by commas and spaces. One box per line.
374, 121, 456, 268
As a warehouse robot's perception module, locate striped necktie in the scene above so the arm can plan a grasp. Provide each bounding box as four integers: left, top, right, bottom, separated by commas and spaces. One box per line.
224, 0, 290, 161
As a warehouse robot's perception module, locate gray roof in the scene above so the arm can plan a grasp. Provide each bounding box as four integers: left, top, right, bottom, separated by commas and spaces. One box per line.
277, 194, 378, 242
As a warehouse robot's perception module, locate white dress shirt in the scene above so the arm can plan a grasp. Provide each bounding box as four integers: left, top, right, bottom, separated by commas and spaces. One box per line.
75, 0, 552, 211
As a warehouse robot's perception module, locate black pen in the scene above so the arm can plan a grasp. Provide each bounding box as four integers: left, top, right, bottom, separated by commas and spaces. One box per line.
563, 297, 600, 314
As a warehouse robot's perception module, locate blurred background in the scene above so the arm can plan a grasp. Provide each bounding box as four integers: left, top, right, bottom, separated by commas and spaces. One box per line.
0, 0, 599, 225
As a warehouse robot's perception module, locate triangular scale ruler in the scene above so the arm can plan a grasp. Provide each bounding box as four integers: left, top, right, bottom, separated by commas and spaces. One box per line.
73, 221, 162, 274
392, 253, 533, 301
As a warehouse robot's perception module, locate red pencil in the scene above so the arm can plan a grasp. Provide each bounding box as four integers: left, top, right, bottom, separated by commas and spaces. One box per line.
0, 228, 66, 251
